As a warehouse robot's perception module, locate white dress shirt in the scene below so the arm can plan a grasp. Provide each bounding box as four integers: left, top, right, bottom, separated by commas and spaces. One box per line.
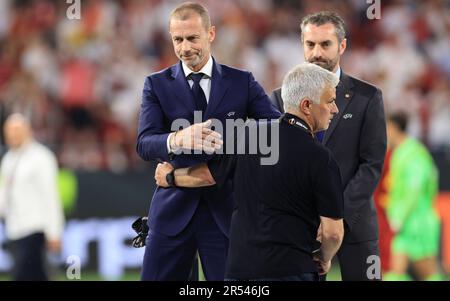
166, 56, 214, 153
0, 140, 65, 241
335, 67, 341, 80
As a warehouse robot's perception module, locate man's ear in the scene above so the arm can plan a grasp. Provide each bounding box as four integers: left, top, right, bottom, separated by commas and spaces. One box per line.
209, 26, 216, 43
339, 38, 347, 56
300, 99, 312, 115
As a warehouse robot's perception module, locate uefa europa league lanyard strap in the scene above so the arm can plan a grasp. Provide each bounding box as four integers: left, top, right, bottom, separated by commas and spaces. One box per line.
281, 113, 313, 137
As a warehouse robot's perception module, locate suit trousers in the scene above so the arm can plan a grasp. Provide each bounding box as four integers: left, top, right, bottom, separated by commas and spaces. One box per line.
10, 232, 48, 281
141, 200, 229, 281
337, 239, 381, 281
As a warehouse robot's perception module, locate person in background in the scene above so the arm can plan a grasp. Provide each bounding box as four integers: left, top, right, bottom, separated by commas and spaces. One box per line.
0, 113, 65, 281
373, 148, 395, 274
385, 112, 443, 281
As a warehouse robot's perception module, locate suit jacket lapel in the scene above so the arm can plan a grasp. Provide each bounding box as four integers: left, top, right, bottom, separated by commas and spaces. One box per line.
204, 59, 230, 119
323, 72, 354, 145
170, 62, 196, 112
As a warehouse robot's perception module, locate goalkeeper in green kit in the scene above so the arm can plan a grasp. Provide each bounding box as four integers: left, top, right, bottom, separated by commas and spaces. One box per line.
385, 112, 443, 281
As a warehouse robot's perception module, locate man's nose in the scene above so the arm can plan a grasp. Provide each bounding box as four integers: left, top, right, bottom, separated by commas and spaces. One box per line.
181, 40, 191, 53
332, 103, 339, 114
312, 45, 323, 59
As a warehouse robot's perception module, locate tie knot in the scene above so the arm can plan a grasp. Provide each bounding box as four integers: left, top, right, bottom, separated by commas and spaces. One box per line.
190, 73, 204, 83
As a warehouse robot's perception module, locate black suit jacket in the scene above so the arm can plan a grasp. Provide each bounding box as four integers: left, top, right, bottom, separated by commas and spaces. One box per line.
271, 72, 387, 243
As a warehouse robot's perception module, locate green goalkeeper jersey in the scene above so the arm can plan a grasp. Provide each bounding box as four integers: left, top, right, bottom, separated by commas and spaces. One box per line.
387, 138, 440, 259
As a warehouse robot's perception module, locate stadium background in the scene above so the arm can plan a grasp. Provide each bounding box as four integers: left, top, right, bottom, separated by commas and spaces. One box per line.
0, 0, 449, 280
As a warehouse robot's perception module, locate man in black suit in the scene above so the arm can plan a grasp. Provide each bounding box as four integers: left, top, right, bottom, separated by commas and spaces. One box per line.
154, 62, 345, 281
271, 11, 387, 281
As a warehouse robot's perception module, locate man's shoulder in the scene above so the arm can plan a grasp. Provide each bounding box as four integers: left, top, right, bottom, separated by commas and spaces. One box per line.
305, 142, 338, 172
217, 63, 252, 78
287, 137, 334, 171
345, 74, 380, 99
311, 140, 334, 160
146, 64, 175, 80
0, 150, 11, 166
31, 142, 57, 161
281, 124, 327, 154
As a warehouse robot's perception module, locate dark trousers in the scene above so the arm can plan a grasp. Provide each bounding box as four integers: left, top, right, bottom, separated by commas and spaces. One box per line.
141, 201, 228, 281
10, 232, 48, 281
337, 239, 381, 281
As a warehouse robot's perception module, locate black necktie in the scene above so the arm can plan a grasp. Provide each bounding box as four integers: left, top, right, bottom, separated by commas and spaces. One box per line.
190, 73, 207, 112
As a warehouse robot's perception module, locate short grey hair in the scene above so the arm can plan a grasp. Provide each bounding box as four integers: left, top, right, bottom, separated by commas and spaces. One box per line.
170, 2, 211, 30
300, 11, 346, 43
281, 63, 339, 112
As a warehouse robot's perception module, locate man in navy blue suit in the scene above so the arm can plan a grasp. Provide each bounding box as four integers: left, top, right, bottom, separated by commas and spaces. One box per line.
136, 2, 280, 281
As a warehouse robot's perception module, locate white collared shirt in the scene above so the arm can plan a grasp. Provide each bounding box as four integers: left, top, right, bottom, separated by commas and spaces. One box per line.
167, 56, 214, 153
0, 141, 65, 240
335, 67, 341, 81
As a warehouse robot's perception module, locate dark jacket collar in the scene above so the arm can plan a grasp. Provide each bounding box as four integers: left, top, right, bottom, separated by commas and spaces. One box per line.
282, 113, 313, 136
338, 70, 354, 90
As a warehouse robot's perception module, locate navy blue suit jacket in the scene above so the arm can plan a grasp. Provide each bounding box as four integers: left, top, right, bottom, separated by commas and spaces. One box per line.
137, 59, 281, 237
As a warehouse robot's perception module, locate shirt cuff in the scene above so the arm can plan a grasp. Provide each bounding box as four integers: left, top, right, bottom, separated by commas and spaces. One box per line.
167, 132, 181, 154
166, 133, 173, 154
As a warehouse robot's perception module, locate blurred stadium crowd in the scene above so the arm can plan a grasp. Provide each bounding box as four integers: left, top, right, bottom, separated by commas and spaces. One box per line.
0, 0, 449, 173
